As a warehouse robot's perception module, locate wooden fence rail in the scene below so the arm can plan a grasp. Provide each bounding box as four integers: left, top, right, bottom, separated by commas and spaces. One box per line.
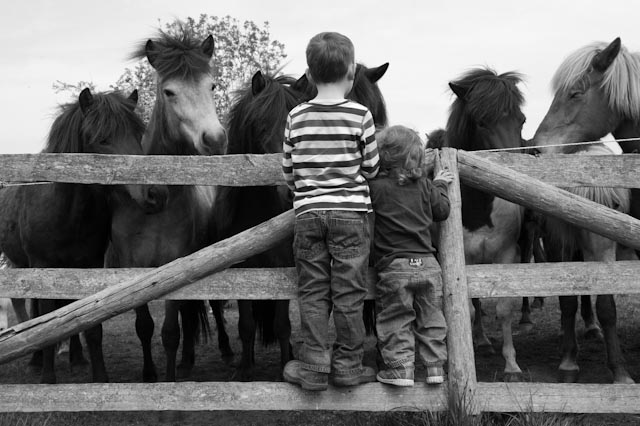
1, 149, 639, 415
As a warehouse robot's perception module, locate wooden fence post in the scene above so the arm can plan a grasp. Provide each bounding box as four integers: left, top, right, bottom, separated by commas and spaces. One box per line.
436, 148, 478, 414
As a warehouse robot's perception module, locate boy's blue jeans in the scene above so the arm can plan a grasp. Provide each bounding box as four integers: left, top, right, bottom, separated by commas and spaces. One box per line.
375, 255, 448, 369
293, 210, 370, 375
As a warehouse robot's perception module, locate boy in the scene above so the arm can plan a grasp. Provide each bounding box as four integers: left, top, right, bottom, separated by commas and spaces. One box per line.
369, 125, 453, 386
282, 32, 380, 391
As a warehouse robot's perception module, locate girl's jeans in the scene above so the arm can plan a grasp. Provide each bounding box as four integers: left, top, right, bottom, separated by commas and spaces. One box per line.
293, 210, 370, 375
375, 255, 448, 369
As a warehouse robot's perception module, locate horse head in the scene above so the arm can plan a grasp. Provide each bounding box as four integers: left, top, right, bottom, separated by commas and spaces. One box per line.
54, 88, 168, 214
446, 68, 525, 152
531, 37, 640, 154
138, 30, 227, 156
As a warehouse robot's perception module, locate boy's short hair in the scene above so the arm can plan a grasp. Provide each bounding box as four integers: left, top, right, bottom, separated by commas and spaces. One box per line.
306, 32, 355, 84
377, 125, 426, 185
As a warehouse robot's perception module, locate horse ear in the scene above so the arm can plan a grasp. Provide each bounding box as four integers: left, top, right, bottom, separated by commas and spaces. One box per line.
592, 37, 621, 72
449, 82, 469, 100
292, 73, 309, 93
145, 39, 158, 68
201, 35, 215, 58
128, 89, 139, 107
251, 71, 266, 96
79, 88, 94, 114
364, 63, 389, 83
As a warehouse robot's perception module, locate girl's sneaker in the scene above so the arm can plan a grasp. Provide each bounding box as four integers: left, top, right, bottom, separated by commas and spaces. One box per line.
426, 366, 445, 385
376, 366, 414, 387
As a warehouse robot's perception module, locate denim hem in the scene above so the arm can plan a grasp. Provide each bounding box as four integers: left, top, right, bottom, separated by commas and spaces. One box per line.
424, 361, 445, 368
386, 358, 414, 369
301, 361, 331, 374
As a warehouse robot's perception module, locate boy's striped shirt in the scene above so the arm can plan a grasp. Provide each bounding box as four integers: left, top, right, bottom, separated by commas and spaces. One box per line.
282, 99, 380, 216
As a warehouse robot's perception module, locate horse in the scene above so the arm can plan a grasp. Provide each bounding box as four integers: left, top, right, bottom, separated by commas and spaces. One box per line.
529, 37, 639, 384
427, 67, 527, 381
213, 62, 390, 380
0, 88, 164, 384
105, 28, 228, 382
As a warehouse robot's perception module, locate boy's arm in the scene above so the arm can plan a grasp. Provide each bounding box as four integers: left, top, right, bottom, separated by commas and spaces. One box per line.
360, 110, 380, 179
282, 114, 296, 191
428, 179, 451, 222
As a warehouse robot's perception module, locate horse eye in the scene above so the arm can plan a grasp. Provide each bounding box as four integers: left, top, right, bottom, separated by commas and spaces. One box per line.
569, 91, 582, 99
211, 84, 217, 91
163, 89, 176, 97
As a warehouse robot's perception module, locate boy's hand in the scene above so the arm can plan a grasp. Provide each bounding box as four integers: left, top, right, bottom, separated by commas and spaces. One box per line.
434, 169, 454, 184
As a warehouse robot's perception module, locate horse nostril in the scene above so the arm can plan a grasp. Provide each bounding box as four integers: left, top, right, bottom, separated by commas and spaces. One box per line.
202, 129, 227, 155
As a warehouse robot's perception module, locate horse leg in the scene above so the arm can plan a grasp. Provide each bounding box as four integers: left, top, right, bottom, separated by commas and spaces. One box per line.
558, 295, 580, 383
84, 324, 108, 382
210, 300, 233, 363
135, 304, 157, 382
580, 295, 603, 340
161, 300, 181, 382
68, 333, 88, 367
177, 301, 197, 380
497, 297, 522, 381
27, 299, 43, 368
38, 299, 58, 384
233, 299, 256, 381
10, 298, 29, 323
596, 294, 633, 384
274, 299, 293, 375
519, 297, 533, 333
472, 298, 494, 353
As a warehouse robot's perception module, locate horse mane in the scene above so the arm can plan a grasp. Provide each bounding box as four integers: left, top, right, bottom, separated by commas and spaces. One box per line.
44, 91, 144, 154
552, 41, 640, 120
226, 72, 301, 155
426, 128, 447, 149
446, 68, 524, 150
131, 26, 213, 82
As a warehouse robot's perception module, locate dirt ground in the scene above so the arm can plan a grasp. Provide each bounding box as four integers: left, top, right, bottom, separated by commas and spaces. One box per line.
2, 295, 640, 425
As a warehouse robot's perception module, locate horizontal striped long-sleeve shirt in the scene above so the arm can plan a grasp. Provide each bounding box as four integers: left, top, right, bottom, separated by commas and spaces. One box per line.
282, 99, 380, 216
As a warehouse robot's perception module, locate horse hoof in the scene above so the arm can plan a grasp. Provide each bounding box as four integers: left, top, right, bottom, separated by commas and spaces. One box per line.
93, 374, 109, 383
143, 370, 158, 383
559, 369, 579, 383
518, 321, 534, 334
231, 367, 254, 382
40, 374, 57, 384
176, 363, 193, 380
503, 372, 523, 382
583, 328, 604, 341
612, 368, 635, 384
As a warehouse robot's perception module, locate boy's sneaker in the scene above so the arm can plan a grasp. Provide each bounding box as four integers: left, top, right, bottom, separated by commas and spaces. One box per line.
376, 366, 415, 387
426, 366, 445, 385
332, 366, 377, 387
283, 360, 328, 391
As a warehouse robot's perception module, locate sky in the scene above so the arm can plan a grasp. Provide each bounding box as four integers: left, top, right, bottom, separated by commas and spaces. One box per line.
0, 0, 637, 154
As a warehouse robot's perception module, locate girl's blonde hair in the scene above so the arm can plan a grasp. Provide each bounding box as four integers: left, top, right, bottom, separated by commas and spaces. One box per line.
376, 125, 425, 185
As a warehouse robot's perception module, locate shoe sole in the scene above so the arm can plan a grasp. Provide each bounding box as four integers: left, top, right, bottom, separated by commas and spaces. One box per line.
333, 376, 376, 387
426, 376, 444, 385
283, 370, 328, 391
376, 374, 414, 387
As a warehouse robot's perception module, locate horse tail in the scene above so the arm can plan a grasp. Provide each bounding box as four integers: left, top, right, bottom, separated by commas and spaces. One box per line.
253, 300, 277, 346
193, 300, 211, 345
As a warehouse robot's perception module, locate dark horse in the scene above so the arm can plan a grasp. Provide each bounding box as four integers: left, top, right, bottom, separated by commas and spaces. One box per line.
427, 68, 527, 381
213, 62, 389, 380
0, 88, 164, 383
105, 28, 228, 382
530, 37, 638, 384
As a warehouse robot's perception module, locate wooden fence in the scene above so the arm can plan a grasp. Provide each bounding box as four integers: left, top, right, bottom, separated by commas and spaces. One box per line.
1, 149, 640, 414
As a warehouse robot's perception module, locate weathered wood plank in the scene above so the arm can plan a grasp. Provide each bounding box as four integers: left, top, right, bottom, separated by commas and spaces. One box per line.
0, 382, 447, 413
0, 153, 283, 186
478, 382, 640, 414
1, 152, 640, 187
437, 148, 478, 413
458, 150, 640, 251
1, 381, 639, 414
2, 261, 639, 300
0, 210, 295, 364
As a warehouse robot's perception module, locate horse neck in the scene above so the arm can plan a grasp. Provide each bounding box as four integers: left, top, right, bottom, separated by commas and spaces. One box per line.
613, 119, 640, 153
